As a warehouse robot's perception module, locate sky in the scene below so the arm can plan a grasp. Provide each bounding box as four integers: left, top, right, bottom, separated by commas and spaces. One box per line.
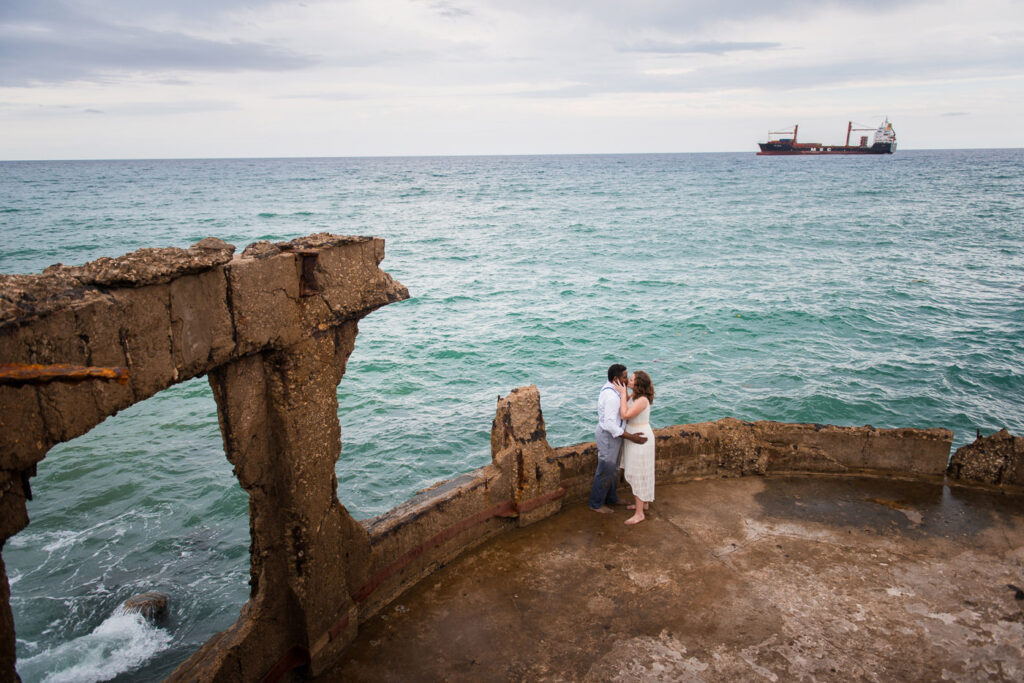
1, 0, 1022, 159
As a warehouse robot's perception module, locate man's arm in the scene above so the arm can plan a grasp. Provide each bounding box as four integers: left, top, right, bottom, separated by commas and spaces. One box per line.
623, 430, 647, 444
597, 388, 624, 437
599, 386, 647, 443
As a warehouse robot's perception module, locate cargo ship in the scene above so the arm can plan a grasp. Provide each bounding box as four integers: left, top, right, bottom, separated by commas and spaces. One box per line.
757, 118, 896, 155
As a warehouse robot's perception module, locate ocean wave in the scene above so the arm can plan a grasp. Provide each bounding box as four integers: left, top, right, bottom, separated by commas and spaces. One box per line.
16, 608, 171, 683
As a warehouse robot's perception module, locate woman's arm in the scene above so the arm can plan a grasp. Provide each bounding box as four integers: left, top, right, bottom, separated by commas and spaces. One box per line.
619, 393, 648, 420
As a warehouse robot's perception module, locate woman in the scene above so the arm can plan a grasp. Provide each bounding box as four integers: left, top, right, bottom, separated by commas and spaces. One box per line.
615, 371, 655, 525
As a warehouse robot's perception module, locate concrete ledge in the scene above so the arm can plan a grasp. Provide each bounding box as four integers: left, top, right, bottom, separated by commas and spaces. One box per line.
0, 234, 408, 486
553, 418, 953, 508
358, 466, 514, 620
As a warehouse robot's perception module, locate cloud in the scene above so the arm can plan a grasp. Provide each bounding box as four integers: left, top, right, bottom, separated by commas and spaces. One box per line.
0, 99, 236, 117
0, 0, 315, 86
503, 42, 1024, 100
113, 100, 240, 116
506, 0, 930, 34
621, 40, 782, 55
0, 0, 283, 24
430, 2, 473, 19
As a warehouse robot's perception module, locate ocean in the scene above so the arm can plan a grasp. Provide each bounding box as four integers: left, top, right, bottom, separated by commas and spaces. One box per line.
2, 150, 1022, 681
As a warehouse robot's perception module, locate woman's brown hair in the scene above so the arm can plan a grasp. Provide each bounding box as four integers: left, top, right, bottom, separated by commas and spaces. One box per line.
632, 370, 655, 404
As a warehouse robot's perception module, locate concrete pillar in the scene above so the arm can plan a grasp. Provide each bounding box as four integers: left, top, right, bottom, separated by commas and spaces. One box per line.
254, 328, 361, 674
491, 386, 564, 526
0, 552, 17, 683
0, 464, 31, 683
170, 325, 362, 680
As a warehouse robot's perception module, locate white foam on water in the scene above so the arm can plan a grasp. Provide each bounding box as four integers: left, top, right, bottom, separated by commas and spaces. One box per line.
17, 608, 171, 683
40, 531, 83, 554
11, 516, 132, 555
6, 529, 72, 551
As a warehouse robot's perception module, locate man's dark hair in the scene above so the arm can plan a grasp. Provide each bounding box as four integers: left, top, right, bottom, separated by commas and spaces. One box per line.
607, 364, 627, 382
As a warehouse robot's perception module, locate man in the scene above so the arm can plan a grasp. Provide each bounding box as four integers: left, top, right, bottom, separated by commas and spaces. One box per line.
589, 363, 648, 513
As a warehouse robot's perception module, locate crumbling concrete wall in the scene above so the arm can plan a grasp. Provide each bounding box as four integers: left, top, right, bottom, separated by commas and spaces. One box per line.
947, 428, 1024, 488
0, 234, 407, 681
333, 388, 956, 647
552, 417, 953, 504
352, 386, 558, 622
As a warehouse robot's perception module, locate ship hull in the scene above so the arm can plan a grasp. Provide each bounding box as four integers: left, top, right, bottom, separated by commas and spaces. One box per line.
757, 142, 896, 155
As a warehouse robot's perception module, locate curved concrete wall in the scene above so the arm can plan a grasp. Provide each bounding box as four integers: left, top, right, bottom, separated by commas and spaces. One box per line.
261, 386, 955, 680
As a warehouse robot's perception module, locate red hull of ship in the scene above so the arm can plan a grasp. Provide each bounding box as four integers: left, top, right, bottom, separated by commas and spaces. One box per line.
757, 146, 893, 156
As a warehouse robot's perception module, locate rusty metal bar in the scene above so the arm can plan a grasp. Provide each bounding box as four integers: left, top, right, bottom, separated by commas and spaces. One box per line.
0, 363, 129, 386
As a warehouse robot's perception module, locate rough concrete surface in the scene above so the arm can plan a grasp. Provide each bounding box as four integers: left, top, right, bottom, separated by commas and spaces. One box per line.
326, 475, 1024, 682
949, 428, 1024, 488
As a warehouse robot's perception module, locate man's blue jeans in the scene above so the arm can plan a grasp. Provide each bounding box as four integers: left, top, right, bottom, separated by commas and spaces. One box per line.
589, 431, 622, 509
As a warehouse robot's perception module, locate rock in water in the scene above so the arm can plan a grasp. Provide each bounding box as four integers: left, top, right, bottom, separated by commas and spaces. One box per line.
123, 592, 169, 623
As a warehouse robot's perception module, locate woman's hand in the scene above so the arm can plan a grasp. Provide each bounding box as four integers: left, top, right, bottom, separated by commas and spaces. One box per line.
615, 380, 629, 419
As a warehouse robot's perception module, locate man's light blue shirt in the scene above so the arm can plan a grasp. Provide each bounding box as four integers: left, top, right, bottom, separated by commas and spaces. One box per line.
597, 381, 625, 438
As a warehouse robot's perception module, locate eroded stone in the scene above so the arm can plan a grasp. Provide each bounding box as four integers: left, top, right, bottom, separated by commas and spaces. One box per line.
948, 428, 1024, 487
123, 592, 169, 623
45, 239, 235, 288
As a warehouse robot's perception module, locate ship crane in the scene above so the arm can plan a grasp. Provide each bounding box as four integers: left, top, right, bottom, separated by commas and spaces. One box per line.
767, 125, 798, 143
846, 121, 877, 147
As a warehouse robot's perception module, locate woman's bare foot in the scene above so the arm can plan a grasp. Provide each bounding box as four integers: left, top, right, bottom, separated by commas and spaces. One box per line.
627, 502, 651, 510
625, 514, 645, 525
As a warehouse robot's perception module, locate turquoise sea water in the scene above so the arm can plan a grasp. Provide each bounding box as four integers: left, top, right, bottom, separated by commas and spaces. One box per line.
2, 150, 1023, 680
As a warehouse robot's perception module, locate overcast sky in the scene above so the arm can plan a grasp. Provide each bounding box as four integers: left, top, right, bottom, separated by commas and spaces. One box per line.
1, 0, 1022, 159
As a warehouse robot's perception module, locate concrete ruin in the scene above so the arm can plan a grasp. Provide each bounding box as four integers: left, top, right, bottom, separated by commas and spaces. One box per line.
0, 234, 408, 680
948, 428, 1024, 487
0, 234, 1019, 681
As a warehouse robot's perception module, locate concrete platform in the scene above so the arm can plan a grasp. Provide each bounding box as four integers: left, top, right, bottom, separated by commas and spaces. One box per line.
324, 475, 1024, 681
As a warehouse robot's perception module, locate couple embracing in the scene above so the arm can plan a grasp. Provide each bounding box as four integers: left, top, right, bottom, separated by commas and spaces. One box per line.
589, 364, 656, 525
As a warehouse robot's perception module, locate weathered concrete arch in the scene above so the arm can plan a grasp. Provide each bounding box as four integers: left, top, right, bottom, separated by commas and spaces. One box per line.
0, 234, 408, 680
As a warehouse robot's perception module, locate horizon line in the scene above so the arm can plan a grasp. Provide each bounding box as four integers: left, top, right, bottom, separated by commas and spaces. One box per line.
2, 146, 1022, 163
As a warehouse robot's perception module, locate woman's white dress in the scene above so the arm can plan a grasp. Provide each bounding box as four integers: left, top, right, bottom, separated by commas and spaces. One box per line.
621, 399, 655, 502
